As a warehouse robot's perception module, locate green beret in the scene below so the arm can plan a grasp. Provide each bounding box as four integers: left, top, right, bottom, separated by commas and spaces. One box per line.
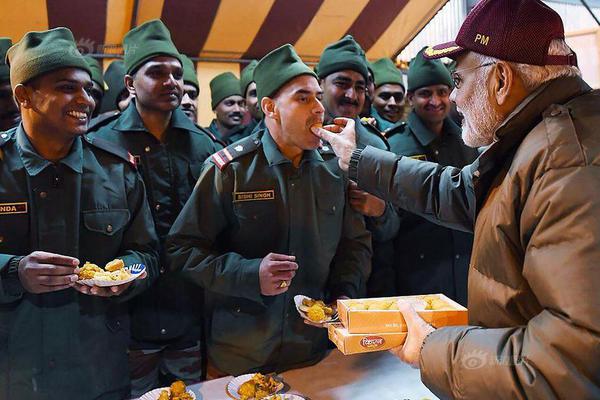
83, 55, 106, 92
123, 19, 182, 75
316, 35, 368, 81
254, 44, 316, 102
99, 60, 126, 113
407, 47, 453, 92
181, 55, 198, 90
6, 27, 91, 90
210, 72, 241, 109
0, 38, 12, 83
240, 60, 258, 97
371, 58, 404, 89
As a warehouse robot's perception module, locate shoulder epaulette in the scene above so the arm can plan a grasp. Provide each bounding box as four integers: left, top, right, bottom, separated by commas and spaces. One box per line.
211, 133, 261, 170
384, 121, 407, 137
360, 116, 378, 128
84, 135, 137, 168
88, 110, 120, 132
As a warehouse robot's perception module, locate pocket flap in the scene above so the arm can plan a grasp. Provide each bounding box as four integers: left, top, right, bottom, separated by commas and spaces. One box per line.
83, 209, 130, 236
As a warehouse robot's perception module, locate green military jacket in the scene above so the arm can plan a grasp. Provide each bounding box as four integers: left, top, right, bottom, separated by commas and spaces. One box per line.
88, 102, 221, 342
166, 129, 372, 375
206, 119, 252, 145
370, 105, 401, 133
0, 126, 159, 400
370, 111, 479, 304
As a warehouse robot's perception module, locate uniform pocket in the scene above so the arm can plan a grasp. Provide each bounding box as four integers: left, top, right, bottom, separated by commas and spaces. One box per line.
316, 193, 343, 245
83, 209, 130, 235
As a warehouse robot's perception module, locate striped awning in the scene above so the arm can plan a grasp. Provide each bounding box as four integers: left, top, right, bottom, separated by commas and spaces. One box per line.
0, 0, 449, 62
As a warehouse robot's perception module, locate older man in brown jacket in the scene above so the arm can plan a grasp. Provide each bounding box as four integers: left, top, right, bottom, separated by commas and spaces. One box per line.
314, 0, 600, 398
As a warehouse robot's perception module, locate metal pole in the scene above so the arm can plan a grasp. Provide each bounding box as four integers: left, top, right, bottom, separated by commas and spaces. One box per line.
581, 0, 600, 26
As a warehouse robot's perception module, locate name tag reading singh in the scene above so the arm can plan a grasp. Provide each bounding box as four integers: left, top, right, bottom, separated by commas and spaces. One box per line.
234, 190, 275, 202
0, 202, 28, 215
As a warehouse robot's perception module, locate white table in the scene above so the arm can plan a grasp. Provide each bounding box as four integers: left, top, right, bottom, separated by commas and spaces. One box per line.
187, 350, 438, 400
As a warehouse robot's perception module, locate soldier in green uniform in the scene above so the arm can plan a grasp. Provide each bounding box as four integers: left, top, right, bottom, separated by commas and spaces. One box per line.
206, 72, 247, 144
166, 44, 371, 376
180, 55, 199, 123
99, 59, 132, 115
0, 38, 20, 131
0, 27, 159, 400
369, 48, 479, 305
87, 20, 220, 396
317, 35, 389, 151
370, 58, 406, 132
240, 60, 261, 134
317, 36, 400, 297
83, 55, 107, 118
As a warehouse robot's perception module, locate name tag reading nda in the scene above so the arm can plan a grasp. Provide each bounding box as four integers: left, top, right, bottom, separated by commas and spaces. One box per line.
233, 190, 275, 202
0, 202, 28, 215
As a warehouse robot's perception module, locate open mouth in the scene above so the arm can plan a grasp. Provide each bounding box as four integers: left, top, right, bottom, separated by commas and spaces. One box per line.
66, 110, 88, 121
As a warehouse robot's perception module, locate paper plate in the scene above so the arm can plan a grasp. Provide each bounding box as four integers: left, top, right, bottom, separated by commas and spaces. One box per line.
226, 373, 284, 400
263, 395, 305, 400
78, 263, 146, 287
293, 295, 337, 323
138, 386, 196, 400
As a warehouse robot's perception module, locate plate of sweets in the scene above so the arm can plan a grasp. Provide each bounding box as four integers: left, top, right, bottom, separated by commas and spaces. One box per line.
139, 380, 196, 400
226, 373, 284, 400
294, 295, 338, 324
77, 258, 145, 287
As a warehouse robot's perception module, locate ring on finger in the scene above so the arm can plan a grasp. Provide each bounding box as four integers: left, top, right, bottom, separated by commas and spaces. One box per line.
279, 280, 288, 288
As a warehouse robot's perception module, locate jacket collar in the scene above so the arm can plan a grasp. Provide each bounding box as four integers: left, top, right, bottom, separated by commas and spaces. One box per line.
112, 101, 198, 134
16, 124, 83, 176
370, 106, 395, 131
407, 111, 462, 147
476, 76, 591, 176
261, 128, 323, 166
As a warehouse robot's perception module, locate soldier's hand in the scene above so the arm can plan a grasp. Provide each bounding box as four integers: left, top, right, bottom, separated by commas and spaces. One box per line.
73, 270, 147, 297
311, 118, 357, 171
348, 181, 386, 217
17, 251, 80, 294
259, 253, 298, 296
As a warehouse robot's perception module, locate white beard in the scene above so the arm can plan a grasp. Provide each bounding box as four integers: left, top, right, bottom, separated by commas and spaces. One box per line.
459, 81, 503, 148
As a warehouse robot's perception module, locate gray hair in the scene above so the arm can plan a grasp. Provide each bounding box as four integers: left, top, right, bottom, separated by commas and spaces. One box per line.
472, 39, 581, 91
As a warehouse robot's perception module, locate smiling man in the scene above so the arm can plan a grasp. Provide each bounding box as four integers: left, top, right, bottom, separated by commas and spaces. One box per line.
0, 27, 159, 399
180, 55, 199, 123
206, 72, 247, 144
167, 44, 371, 377
370, 57, 405, 132
314, 0, 600, 398
87, 19, 221, 396
0, 38, 20, 131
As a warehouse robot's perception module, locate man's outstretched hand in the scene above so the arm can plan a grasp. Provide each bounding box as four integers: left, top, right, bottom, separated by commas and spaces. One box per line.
311, 117, 358, 171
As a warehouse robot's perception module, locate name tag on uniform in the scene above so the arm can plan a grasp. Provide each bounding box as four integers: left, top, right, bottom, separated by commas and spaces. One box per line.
233, 190, 275, 202
0, 202, 28, 215
410, 154, 428, 161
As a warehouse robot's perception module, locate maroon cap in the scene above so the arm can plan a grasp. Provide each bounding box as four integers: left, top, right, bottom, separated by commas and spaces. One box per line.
424, 0, 577, 66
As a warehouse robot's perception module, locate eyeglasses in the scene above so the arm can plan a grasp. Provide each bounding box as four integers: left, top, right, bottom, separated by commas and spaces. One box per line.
451, 62, 496, 89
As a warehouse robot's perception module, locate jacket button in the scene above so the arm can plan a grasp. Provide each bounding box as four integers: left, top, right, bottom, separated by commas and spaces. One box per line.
419, 254, 425, 259
235, 307, 241, 313
48, 358, 56, 368
160, 328, 167, 335
39, 191, 47, 199
0, 133, 7, 139
116, 320, 121, 328
332, 205, 336, 212
473, 170, 480, 178
155, 204, 161, 211
549, 109, 561, 117
160, 267, 165, 274
455, 254, 460, 259
145, 146, 151, 152
106, 224, 113, 233
0, 236, 3, 243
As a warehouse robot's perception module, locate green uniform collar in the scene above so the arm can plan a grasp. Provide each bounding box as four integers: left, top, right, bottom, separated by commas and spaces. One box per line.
16, 124, 83, 175
113, 101, 199, 134
407, 111, 461, 147
370, 105, 396, 131
261, 128, 323, 166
